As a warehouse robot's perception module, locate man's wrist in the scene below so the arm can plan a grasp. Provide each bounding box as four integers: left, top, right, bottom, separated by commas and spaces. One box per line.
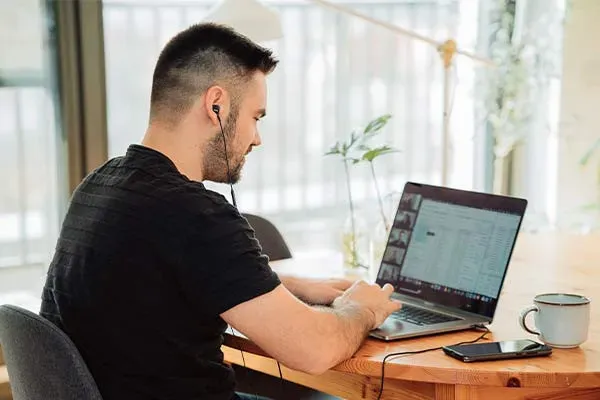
332, 298, 376, 331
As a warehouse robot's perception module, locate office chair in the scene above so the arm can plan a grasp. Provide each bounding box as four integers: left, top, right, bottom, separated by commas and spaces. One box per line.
243, 213, 292, 261
0, 304, 103, 400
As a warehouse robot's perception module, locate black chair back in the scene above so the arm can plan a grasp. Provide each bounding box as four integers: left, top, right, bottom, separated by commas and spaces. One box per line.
0, 305, 103, 400
243, 213, 292, 261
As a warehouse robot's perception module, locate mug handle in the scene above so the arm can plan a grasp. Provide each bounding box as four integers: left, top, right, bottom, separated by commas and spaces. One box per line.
519, 305, 540, 335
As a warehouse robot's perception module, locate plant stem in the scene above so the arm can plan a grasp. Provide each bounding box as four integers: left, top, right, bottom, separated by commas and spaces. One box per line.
343, 159, 359, 267
369, 161, 389, 231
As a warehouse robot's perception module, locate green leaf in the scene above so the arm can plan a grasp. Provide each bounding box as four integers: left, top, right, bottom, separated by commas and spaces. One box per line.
324, 115, 394, 160
580, 138, 600, 166
363, 114, 392, 135
361, 145, 398, 162
324, 142, 341, 156
341, 142, 350, 156
348, 131, 361, 149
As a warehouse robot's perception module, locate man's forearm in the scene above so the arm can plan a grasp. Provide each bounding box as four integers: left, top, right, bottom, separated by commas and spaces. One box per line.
278, 273, 353, 306
280, 274, 372, 365
312, 302, 374, 369
279, 275, 304, 299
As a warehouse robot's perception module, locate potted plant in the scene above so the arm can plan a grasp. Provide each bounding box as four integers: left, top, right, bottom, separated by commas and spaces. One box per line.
325, 114, 397, 269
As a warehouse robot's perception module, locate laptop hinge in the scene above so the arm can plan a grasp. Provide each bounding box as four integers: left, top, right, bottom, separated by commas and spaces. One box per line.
393, 293, 492, 323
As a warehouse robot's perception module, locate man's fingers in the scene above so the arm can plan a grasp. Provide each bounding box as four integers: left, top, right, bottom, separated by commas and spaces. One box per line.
389, 299, 402, 312
350, 279, 366, 289
382, 283, 394, 295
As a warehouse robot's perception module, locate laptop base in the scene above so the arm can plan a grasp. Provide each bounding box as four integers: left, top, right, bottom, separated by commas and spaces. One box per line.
369, 318, 484, 341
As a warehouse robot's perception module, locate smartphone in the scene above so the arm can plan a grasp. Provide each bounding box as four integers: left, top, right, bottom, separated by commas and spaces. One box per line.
442, 339, 552, 362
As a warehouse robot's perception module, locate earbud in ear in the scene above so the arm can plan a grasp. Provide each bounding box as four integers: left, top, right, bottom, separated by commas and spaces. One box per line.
212, 104, 220, 115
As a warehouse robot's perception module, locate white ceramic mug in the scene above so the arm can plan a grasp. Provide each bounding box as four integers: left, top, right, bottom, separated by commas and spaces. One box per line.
519, 293, 590, 348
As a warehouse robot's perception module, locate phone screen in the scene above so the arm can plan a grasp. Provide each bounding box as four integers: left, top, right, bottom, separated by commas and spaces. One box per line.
446, 340, 545, 357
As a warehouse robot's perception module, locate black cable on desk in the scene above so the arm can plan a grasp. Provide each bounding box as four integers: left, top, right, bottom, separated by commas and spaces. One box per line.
376, 325, 490, 400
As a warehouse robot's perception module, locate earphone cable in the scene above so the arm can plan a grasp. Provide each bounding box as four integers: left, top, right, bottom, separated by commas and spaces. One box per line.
216, 113, 237, 208
217, 110, 254, 397
276, 360, 285, 399
228, 326, 258, 400
217, 107, 282, 398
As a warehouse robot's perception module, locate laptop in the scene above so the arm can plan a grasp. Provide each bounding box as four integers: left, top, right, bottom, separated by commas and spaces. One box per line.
370, 182, 527, 341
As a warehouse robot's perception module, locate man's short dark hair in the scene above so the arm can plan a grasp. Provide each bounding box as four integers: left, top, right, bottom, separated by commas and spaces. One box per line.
149, 23, 279, 125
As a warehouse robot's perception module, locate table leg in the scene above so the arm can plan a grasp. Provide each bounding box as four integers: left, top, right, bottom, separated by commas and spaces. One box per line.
434, 383, 455, 400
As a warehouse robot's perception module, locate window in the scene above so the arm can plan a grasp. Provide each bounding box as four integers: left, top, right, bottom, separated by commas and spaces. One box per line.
0, 0, 63, 269
103, 0, 490, 253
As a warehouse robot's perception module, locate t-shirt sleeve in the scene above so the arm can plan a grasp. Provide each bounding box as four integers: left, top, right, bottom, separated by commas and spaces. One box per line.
177, 197, 281, 316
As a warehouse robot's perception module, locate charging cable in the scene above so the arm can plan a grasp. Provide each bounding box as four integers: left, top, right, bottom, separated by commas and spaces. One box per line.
376, 325, 490, 400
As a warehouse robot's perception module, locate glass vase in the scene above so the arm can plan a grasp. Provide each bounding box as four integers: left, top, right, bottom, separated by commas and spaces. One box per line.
341, 211, 370, 274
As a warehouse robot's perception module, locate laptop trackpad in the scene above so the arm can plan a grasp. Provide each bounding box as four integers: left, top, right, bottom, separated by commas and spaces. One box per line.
372, 317, 419, 336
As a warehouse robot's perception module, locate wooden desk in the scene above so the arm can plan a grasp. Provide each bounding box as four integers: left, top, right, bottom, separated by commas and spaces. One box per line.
222, 233, 600, 400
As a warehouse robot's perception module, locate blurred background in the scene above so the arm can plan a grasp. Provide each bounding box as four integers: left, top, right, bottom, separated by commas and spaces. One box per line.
1, 0, 599, 303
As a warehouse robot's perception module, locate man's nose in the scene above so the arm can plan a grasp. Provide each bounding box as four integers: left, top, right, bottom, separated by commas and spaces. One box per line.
253, 132, 262, 146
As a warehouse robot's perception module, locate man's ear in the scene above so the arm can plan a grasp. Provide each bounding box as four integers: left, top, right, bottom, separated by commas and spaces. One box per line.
204, 85, 227, 125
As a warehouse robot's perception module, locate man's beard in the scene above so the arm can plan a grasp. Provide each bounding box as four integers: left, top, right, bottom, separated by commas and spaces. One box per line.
203, 107, 244, 184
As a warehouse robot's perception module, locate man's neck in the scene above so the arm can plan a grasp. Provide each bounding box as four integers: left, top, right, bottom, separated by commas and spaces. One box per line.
142, 128, 205, 182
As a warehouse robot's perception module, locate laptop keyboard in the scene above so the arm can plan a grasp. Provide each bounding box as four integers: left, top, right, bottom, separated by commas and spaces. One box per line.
390, 304, 461, 326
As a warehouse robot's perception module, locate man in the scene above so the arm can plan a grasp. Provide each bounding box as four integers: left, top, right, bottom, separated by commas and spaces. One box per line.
40, 23, 400, 400
396, 212, 412, 229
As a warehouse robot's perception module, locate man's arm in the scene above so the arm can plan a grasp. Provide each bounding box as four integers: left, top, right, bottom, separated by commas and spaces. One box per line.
221, 280, 399, 375
179, 201, 398, 374
278, 274, 354, 305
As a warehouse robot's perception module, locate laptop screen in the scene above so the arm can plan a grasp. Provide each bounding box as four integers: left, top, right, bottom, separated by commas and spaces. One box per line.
376, 182, 527, 319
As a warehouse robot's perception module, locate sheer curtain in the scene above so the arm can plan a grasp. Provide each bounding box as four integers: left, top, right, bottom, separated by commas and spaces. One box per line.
515, 0, 565, 231
489, 0, 566, 231
103, 0, 490, 253
0, 0, 62, 270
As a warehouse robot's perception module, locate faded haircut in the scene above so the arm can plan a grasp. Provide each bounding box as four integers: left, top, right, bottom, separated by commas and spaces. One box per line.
149, 23, 278, 125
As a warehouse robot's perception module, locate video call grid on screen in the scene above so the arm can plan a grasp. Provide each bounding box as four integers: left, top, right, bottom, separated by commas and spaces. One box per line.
377, 183, 526, 318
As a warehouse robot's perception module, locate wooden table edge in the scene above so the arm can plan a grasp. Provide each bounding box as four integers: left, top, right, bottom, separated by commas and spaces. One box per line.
223, 334, 600, 389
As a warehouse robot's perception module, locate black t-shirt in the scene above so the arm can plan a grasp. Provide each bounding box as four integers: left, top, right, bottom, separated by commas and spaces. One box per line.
40, 144, 281, 400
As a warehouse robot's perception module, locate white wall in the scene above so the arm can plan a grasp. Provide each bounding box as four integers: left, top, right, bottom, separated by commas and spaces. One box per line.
556, 0, 600, 227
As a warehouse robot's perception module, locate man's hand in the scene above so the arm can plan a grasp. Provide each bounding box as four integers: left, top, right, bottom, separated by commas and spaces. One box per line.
332, 281, 401, 329
279, 275, 355, 305
221, 280, 400, 375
